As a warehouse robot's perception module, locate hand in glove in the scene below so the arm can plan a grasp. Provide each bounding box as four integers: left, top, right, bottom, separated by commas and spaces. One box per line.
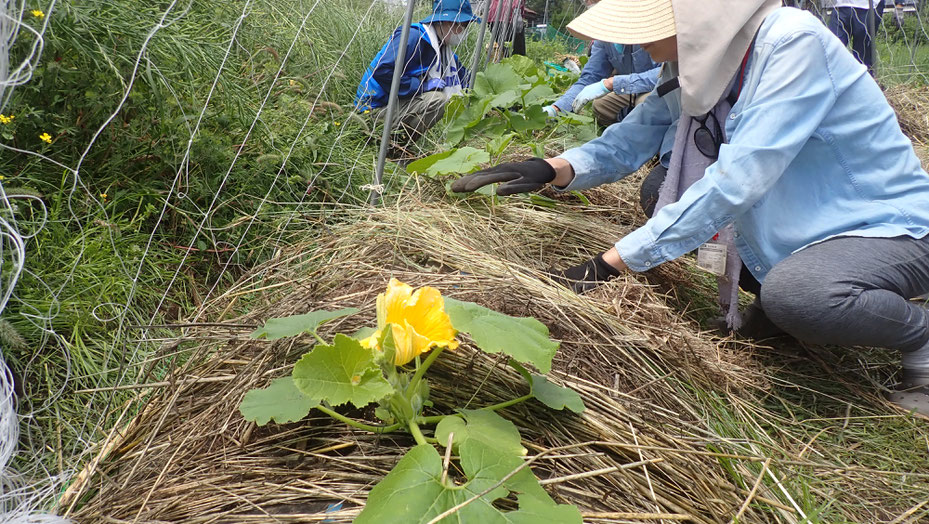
548, 253, 621, 294
571, 80, 610, 113
542, 105, 559, 119
450, 158, 556, 196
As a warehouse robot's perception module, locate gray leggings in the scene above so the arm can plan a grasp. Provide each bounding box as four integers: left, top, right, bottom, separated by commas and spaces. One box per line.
760, 235, 929, 355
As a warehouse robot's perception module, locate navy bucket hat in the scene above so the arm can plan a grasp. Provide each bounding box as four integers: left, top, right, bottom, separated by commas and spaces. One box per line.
421, 0, 480, 25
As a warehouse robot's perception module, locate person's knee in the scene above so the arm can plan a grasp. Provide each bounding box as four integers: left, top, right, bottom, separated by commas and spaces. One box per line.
759, 261, 855, 343
591, 97, 617, 127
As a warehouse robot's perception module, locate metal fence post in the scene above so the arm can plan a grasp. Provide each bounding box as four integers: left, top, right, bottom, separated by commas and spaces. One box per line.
467, 0, 491, 88
370, 0, 418, 206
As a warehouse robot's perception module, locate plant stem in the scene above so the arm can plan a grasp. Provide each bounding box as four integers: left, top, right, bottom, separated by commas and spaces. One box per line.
407, 345, 445, 396
309, 330, 327, 345
418, 414, 451, 425
408, 420, 428, 445
315, 405, 401, 434
480, 393, 533, 412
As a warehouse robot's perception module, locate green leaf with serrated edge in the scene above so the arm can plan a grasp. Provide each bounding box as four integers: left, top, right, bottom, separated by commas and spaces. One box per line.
504, 55, 542, 78
522, 84, 555, 106
406, 150, 454, 176
445, 298, 558, 373
473, 63, 521, 98
355, 440, 579, 524
488, 90, 520, 109
426, 147, 490, 176
435, 409, 527, 456
250, 308, 359, 340
239, 377, 319, 426
291, 334, 393, 408
508, 360, 585, 413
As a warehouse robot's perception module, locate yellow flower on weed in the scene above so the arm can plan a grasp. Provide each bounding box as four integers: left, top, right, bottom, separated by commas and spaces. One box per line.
100, 192, 107, 200
31, 9, 44, 18
39, 132, 52, 143
334, 121, 341, 126
0, 175, 5, 181
361, 278, 458, 366
0, 114, 13, 124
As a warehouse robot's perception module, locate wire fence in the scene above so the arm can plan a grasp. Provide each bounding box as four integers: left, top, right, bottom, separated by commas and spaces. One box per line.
0, 0, 926, 520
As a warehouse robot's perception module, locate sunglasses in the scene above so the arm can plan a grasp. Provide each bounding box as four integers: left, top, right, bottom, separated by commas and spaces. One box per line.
693, 111, 723, 160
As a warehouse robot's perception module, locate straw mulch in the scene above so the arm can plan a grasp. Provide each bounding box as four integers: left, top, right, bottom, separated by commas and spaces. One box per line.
59, 170, 929, 523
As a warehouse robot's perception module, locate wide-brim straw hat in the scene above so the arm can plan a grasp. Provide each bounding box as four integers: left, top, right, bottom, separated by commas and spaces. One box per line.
566, 0, 676, 45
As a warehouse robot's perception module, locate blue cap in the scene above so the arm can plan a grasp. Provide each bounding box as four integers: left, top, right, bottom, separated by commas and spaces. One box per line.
421, 0, 479, 25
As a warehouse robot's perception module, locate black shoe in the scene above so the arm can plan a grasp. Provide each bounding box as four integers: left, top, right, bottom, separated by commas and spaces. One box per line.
887, 368, 929, 417
713, 300, 786, 340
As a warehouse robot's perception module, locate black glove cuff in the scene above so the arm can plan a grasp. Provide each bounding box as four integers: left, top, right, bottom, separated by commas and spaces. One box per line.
592, 254, 622, 279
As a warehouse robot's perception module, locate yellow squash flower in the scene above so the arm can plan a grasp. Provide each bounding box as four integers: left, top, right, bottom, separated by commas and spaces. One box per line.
39, 132, 52, 143
361, 278, 458, 366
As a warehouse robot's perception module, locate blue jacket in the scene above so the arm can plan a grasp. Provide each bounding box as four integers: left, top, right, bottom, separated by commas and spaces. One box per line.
355, 23, 468, 111
553, 41, 661, 113
558, 8, 929, 282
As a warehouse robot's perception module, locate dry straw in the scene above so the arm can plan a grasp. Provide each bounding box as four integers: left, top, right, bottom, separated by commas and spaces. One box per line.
61, 131, 929, 521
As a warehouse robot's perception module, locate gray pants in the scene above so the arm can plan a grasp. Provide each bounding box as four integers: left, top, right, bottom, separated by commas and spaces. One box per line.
375, 90, 448, 144
761, 235, 929, 357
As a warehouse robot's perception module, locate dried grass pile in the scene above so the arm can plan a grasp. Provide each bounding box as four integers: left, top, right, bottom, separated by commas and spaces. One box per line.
60, 177, 929, 523
885, 83, 929, 166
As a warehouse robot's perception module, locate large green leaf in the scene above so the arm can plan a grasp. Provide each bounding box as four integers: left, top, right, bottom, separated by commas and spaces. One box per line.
509, 360, 585, 413
444, 298, 558, 373
250, 308, 359, 340
355, 440, 581, 524
503, 55, 542, 79
473, 63, 521, 97
239, 377, 319, 426
292, 334, 394, 408
507, 105, 548, 134
408, 147, 490, 177
435, 409, 526, 457
521, 84, 555, 107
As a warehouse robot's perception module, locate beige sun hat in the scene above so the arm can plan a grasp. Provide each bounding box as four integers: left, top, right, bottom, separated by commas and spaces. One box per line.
566, 0, 676, 45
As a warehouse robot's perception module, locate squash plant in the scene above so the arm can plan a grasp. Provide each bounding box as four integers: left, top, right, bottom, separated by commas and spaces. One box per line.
240, 279, 584, 523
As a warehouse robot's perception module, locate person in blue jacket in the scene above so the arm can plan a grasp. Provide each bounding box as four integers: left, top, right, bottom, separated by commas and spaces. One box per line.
355, 0, 478, 147
543, 41, 662, 128
452, 0, 929, 416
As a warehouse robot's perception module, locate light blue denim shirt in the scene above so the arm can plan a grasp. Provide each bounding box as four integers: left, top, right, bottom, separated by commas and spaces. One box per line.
553, 41, 661, 113
557, 8, 929, 282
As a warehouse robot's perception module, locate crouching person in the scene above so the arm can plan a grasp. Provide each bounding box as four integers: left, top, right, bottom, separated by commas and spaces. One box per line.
354, 0, 478, 151
451, 0, 929, 416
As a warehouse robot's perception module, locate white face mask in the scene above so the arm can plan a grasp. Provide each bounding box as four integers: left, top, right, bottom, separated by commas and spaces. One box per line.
443, 31, 466, 47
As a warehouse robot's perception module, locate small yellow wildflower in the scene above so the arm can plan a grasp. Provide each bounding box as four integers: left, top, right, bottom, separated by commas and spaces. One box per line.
39, 132, 52, 143
100, 192, 107, 200
363, 110, 370, 114
360, 278, 458, 366
31, 9, 44, 18
0, 175, 5, 181
0, 114, 13, 125
334, 121, 341, 126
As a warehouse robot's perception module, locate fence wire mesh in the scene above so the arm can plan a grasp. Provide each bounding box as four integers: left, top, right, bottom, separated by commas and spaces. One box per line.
0, 0, 926, 521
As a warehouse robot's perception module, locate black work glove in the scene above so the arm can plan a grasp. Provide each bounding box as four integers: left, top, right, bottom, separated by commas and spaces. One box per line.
547, 254, 621, 294
451, 158, 556, 196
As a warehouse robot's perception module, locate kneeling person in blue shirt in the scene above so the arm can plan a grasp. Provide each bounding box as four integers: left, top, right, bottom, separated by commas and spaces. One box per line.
543, 40, 662, 128
355, 0, 477, 149
452, 0, 929, 416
